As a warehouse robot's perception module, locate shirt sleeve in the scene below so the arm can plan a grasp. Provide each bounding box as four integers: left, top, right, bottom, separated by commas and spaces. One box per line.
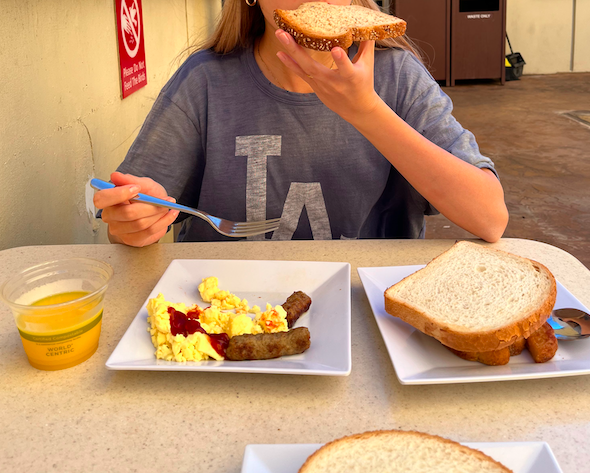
388, 51, 498, 216
394, 52, 498, 178
115, 92, 205, 210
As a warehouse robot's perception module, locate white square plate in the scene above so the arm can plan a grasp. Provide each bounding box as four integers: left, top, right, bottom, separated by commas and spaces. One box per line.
357, 265, 590, 385
106, 259, 351, 375
241, 441, 562, 473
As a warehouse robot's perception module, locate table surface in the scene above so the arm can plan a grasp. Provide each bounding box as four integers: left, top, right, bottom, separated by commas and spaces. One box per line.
1, 239, 588, 472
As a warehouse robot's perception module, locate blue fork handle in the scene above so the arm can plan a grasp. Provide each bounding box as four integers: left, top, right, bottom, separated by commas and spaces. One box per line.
89, 178, 207, 218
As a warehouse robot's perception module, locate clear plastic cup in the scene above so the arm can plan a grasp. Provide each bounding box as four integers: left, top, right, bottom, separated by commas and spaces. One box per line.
0, 258, 113, 371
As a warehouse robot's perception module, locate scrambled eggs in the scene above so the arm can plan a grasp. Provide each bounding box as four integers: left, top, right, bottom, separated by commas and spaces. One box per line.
147, 277, 288, 362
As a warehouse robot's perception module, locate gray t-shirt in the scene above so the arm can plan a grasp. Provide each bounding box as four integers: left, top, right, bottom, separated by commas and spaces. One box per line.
117, 44, 496, 242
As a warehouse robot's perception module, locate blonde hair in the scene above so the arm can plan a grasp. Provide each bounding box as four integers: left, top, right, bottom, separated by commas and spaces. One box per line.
189, 0, 422, 60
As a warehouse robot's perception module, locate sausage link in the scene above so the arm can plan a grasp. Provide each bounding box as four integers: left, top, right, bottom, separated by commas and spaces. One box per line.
526, 322, 558, 363
509, 337, 526, 356
445, 345, 511, 366
226, 327, 311, 361
282, 291, 312, 328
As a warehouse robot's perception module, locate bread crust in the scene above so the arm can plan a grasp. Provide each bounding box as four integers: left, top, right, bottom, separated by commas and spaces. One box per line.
298, 429, 512, 472
273, 7, 406, 52
384, 242, 557, 352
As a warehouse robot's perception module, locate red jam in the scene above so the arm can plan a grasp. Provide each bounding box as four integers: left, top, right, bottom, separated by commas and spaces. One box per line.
208, 333, 230, 356
167, 306, 229, 357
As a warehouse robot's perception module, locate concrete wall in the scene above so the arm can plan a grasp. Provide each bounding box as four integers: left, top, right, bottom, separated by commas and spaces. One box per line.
0, 0, 221, 250
506, 0, 588, 74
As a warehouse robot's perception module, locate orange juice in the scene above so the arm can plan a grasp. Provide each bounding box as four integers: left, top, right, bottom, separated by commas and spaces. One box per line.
1, 257, 113, 371
16, 291, 104, 370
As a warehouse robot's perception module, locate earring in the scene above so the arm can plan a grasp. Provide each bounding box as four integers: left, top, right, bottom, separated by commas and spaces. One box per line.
245, 0, 257, 6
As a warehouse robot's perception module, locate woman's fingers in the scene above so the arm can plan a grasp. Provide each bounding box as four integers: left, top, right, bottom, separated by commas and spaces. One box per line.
110, 172, 167, 197
101, 194, 177, 237
275, 32, 314, 81
93, 184, 140, 209
93, 173, 170, 210
334, 40, 374, 82
275, 30, 304, 61
275, 29, 373, 76
275, 29, 334, 79
114, 208, 180, 247
330, 47, 348, 71
276, 50, 310, 81
95, 172, 178, 247
104, 207, 176, 235
101, 195, 172, 222
109, 206, 179, 237
274, 29, 375, 92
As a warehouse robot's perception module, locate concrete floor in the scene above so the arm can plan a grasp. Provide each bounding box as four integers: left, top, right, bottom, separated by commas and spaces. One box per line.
425, 72, 590, 269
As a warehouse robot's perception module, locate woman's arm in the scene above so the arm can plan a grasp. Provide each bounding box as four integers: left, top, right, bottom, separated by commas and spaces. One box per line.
99, 85, 205, 246
350, 99, 508, 242
275, 31, 508, 242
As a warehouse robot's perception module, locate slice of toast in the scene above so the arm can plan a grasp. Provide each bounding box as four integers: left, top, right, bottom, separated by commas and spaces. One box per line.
298, 430, 512, 472
274, 2, 406, 51
384, 241, 557, 352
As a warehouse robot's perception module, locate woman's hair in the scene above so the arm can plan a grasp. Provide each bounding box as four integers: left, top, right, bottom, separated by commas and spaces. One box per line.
190, 0, 422, 60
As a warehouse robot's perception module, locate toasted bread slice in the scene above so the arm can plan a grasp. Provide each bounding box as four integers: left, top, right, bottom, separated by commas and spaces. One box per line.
273, 2, 406, 51
299, 430, 512, 472
384, 241, 556, 352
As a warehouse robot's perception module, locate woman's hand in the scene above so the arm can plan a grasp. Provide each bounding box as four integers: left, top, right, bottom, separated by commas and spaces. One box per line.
275, 29, 382, 124
93, 172, 179, 247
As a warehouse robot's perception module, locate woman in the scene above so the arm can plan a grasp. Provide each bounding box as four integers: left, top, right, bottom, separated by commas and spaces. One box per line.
94, 0, 508, 246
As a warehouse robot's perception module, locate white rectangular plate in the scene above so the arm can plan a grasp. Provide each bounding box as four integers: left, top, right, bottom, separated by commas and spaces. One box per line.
357, 265, 590, 385
106, 259, 351, 375
241, 441, 562, 473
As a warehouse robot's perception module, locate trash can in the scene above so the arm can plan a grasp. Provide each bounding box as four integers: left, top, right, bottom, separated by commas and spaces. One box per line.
450, 0, 506, 85
392, 0, 451, 86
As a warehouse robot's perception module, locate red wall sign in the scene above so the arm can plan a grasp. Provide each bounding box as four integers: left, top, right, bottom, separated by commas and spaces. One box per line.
116, 0, 147, 98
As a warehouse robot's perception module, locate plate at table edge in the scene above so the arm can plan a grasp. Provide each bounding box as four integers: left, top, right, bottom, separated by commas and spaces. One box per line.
105, 259, 351, 375
357, 264, 590, 385
241, 441, 562, 473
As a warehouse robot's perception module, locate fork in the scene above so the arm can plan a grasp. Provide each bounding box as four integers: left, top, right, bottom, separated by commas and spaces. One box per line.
90, 178, 281, 238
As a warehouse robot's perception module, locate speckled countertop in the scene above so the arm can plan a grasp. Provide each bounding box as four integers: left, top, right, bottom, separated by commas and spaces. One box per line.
0, 239, 588, 472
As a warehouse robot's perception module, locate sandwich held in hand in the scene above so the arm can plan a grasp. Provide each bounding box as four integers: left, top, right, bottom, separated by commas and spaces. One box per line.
298, 430, 512, 472
273, 2, 407, 51
384, 241, 557, 360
